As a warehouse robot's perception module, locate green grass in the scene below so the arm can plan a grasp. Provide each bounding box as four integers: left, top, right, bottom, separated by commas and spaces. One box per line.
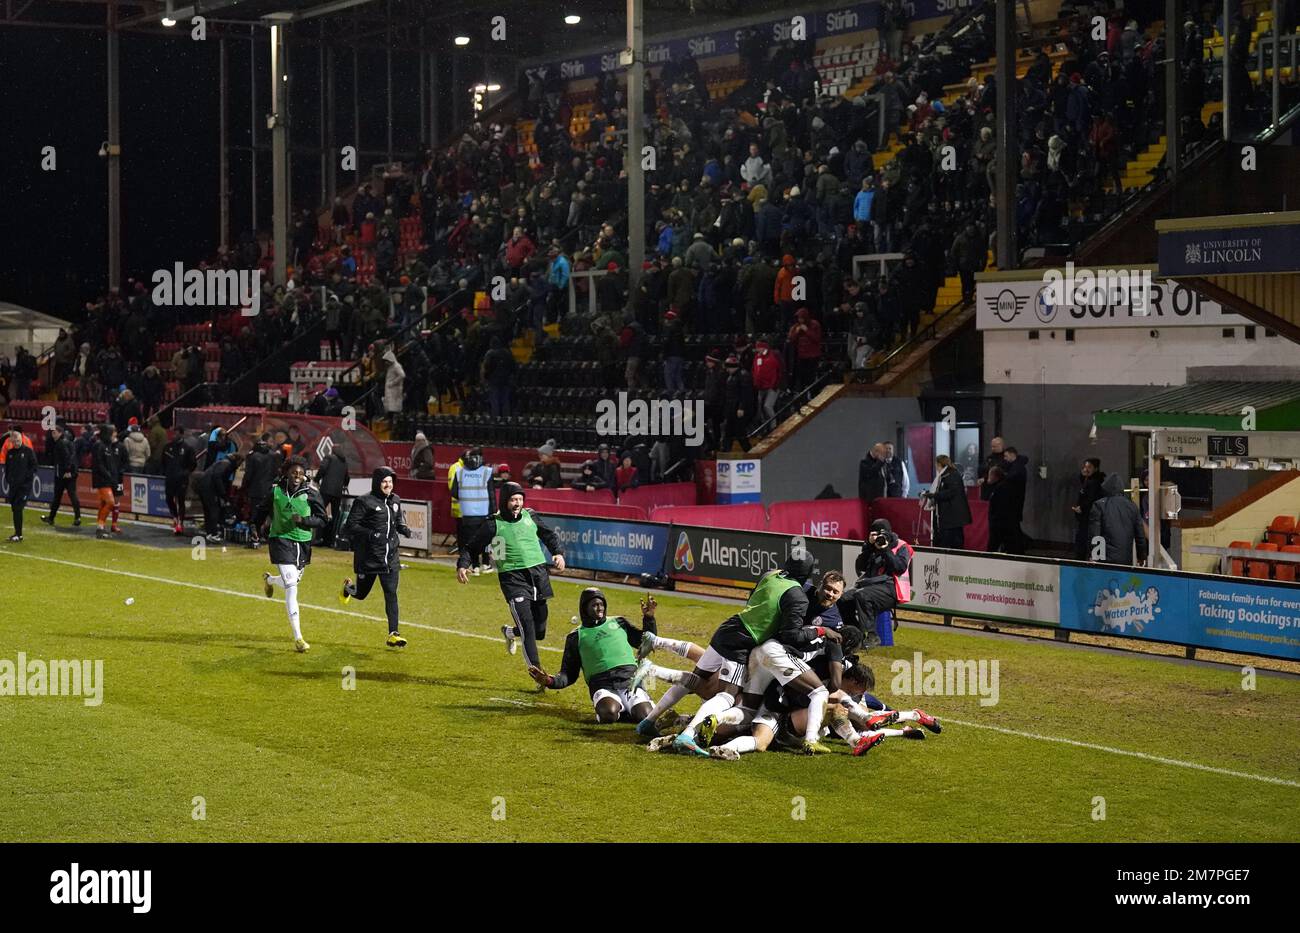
1, 523, 1298, 842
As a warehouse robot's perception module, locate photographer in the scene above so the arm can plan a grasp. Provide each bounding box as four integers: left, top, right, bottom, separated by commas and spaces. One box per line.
842, 519, 913, 647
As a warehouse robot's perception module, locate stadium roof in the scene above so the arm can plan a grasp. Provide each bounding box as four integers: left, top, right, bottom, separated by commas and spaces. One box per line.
1094, 382, 1300, 432
4, 0, 785, 58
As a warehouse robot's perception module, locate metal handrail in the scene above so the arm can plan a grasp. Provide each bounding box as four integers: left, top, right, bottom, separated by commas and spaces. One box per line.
853, 294, 970, 383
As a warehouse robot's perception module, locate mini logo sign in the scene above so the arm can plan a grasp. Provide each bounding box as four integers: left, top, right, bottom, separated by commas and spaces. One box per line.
986, 288, 1026, 323
673, 531, 695, 572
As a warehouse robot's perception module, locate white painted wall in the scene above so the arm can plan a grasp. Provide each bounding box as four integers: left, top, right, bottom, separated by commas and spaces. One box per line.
984, 326, 1296, 386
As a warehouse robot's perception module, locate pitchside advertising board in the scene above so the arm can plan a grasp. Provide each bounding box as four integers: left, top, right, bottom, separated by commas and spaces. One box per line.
715, 459, 761, 504
1058, 565, 1300, 660
911, 550, 1060, 625
336, 496, 432, 552
538, 515, 671, 577
668, 524, 859, 587
1159, 223, 1300, 276
975, 276, 1248, 330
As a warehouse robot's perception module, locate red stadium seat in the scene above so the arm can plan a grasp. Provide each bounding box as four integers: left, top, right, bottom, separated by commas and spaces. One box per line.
1248, 542, 1279, 579
1227, 541, 1253, 576
1266, 515, 1297, 546
1275, 546, 1300, 583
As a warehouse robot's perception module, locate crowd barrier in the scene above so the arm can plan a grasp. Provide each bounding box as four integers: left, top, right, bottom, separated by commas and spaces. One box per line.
649, 503, 769, 531
521, 511, 1300, 663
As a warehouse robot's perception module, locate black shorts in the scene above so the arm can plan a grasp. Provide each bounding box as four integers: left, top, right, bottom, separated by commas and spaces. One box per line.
707, 615, 758, 665
268, 537, 313, 570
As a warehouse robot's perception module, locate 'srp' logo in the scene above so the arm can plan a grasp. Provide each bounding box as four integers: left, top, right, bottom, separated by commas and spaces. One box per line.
133, 479, 147, 503
984, 288, 1028, 323
673, 532, 695, 572
1033, 285, 1057, 323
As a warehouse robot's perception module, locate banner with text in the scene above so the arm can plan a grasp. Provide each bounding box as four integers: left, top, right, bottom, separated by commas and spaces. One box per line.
1058, 565, 1300, 660
910, 550, 1061, 624
539, 515, 670, 577
976, 276, 1246, 330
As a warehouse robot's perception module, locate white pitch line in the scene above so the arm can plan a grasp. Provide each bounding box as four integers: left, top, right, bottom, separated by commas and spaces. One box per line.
0, 548, 562, 654
4, 548, 1298, 790
943, 717, 1300, 789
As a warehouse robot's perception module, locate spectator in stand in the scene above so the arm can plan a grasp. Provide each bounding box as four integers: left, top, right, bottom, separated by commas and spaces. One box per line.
950, 222, 987, 305
110, 388, 142, 434
922, 454, 971, 550
786, 308, 823, 390
661, 309, 686, 392
411, 431, 435, 479
977, 435, 1005, 497
42, 420, 81, 527
882, 442, 909, 497
752, 338, 782, 425
481, 336, 515, 417
1089, 472, 1148, 567
528, 440, 563, 489
504, 226, 537, 275
161, 430, 197, 535
382, 348, 406, 421
91, 424, 124, 539
123, 422, 150, 473
858, 443, 887, 502
591, 443, 618, 489
572, 461, 608, 493
1000, 446, 1030, 554
719, 354, 755, 454
615, 454, 639, 493
243, 435, 279, 548
546, 246, 571, 323
2, 425, 37, 541
1072, 457, 1106, 559
145, 416, 168, 474
315, 445, 349, 547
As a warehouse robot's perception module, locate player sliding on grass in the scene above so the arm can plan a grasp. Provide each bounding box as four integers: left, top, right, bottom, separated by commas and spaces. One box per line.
457, 481, 565, 673
526, 589, 658, 723
634, 552, 837, 756
256, 457, 327, 653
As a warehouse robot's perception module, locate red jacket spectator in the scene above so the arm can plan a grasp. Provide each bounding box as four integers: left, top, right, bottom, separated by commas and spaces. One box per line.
504, 232, 537, 269
752, 341, 782, 390
787, 308, 823, 361
774, 254, 798, 304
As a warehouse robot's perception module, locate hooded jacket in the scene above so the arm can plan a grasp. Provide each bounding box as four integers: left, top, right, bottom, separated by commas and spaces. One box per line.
411, 436, 434, 479
123, 429, 151, 470
344, 467, 411, 574
1088, 472, 1148, 564
316, 450, 350, 498
2, 434, 37, 495
91, 428, 124, 489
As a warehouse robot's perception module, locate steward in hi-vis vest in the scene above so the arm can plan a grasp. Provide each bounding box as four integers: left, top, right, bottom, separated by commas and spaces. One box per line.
457, 481, 566, 671
528, 588, 659, 724
450, 447, 495, 574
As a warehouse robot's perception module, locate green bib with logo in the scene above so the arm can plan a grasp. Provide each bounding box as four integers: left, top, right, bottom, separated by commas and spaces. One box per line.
577, 617, 637, 679
737, 572, 800, 643
270, 485, 312, 541
495, 509, 546, 571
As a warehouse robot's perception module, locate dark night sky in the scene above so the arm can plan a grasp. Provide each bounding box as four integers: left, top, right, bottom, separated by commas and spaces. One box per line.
2, 24, 441, 317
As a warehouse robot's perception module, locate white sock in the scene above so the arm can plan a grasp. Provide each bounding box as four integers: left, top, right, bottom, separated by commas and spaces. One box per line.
268, 573, 284, 587
683, 692, 734, 740
897, 710, 919, 722
877, 728, 906, 738
717, 706, 746, 726
653, 636, 695, 659
650, 664, 685, 684
803, 687, 829, 744
285, 585, 303, 640
829, 707, 861, 744
721, 736, 758, 754
644, 682, 690, 722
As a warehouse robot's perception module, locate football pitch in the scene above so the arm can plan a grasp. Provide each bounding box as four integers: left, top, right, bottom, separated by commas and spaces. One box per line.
2, 523, 1298, 843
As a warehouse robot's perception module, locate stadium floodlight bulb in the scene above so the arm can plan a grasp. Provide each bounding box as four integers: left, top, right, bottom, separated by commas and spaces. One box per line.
486, 83, 502, 92
564, 14, 582, 25
162, 0, 176, 26
473, 83, 487, 92
454, 35, 471, 45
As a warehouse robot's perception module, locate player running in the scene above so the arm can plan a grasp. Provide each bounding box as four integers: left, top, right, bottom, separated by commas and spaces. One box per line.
456, 481, 565, 671
526, 589, 658, 723
340, 467, 413, 648
255, 456, 327, 652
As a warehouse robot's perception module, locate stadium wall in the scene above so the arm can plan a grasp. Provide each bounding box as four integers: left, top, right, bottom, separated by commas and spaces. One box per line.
756, 395, 923, 503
